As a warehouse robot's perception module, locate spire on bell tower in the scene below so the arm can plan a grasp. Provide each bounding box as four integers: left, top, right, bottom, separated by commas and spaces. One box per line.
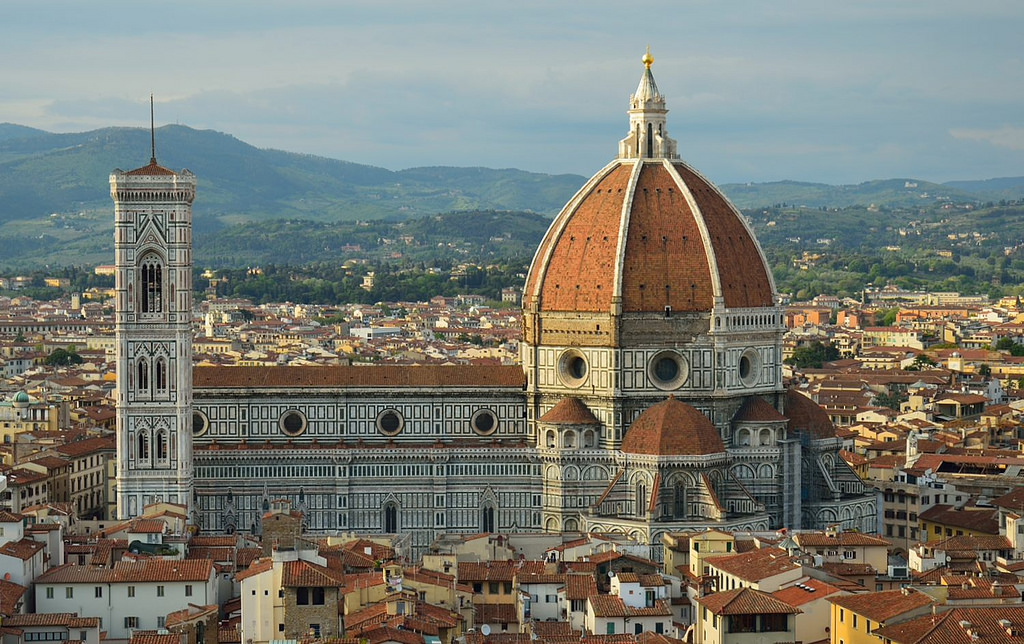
149, 94, 157, 166
618, 47, 678, 160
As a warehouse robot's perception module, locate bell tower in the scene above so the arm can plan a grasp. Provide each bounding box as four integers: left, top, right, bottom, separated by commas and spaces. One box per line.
112, 102, 196, 519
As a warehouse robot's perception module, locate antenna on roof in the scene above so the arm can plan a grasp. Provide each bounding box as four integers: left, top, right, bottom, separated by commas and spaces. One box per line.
150, 94, 157, 165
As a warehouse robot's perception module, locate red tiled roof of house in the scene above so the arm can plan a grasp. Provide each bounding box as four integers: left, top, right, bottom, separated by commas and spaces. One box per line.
828, 588, 934, 622
772, 578, 844, 607
564, 574, 598, 600
55, 436, 115, 458
697, 587, 801, 615
539, 398, 601, 425
130, 632, 180, 644
4, 614, 98, 627
919, 505, 1000, 535
873, 605, 1024, 644
235, 558, 273, 582
0, 579, 26, 614
282, 559, 348, 587
0, 511, 23, 524
991, 487, 1024, 512
165, 604, 218, 627
0, 539, 44, 561
928, 535, 1012, 552
705, 547, 800, 583
475, 602, 518, 624
36, 559, 213, 584
458, 560, 546, 583
795, 531, 891, 548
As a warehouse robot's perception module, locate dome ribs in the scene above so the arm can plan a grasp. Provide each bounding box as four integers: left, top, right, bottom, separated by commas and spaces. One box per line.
622, 163, 713, 313
535, 164, 632, 312
674, 164, 774, 309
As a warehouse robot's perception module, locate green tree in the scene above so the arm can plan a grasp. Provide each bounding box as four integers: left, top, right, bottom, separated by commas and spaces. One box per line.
784, 341, 840, 369
45, 348, 83, 366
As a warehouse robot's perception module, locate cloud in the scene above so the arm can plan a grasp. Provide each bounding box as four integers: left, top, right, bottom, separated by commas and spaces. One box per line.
950, 127, 1024, 151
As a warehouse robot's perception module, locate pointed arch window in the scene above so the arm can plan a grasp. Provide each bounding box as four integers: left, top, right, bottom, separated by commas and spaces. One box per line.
137, 430, 151, 462
156, 430, 168, 461
155, 357, 168, 393
482, 505, 495, 533
674, 483, 687, 518
137, 358, 150, 394
646, 123, 654, 158
383, 502, 398, 533
139, 254, 163, 314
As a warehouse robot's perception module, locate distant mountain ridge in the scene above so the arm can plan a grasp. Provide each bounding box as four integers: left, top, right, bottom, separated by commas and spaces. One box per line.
1, 122, 1023, 269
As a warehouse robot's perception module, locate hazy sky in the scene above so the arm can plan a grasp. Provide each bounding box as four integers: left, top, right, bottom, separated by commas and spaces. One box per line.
5, 1, 1024, 184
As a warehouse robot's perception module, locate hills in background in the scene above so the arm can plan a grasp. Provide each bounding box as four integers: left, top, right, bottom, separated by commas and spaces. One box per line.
1, 122, 1023, 269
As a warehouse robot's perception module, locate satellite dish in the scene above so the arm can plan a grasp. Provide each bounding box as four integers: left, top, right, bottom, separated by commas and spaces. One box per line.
481, 625, 491, 636
608, 570, 616, 578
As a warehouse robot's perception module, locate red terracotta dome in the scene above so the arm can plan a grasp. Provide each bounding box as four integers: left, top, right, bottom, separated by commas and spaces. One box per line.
621, 396, 725, 456
525, 160, 775, 315
785, 389, 837, 439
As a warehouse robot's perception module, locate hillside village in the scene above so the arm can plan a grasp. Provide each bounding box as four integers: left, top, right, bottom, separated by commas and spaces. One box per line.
2, 283, 1024, 642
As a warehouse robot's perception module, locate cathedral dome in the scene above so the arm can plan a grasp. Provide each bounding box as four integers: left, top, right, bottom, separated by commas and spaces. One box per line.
523, 54, 775, 316
621, 396, 724, 456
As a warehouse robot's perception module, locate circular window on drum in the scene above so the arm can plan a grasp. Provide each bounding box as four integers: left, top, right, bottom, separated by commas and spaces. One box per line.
557, 350, 589, 388
471, 409, 498, 436
738, 348, 761, 388
279, 410, 307, 437
376, 409, 405, 436
648, 350, 689, 390
192, 410, 209, 437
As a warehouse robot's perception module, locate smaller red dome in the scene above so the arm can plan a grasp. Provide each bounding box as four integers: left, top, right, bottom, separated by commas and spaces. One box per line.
622, 396, 724, 456
539, 398, 601, 425
785, 389, 836, 439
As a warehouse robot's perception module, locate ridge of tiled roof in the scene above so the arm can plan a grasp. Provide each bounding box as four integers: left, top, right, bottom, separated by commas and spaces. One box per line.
697, 587, 801, 615
194, 364, 525, 389
828, 588, 934, 623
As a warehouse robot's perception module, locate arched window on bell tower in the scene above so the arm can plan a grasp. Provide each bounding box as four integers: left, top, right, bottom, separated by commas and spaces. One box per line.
137, 430, 151, 464
156, 429, 168, 461
155, 357, 167, 393
139, 254, 164, 314
137, 358, 150, 395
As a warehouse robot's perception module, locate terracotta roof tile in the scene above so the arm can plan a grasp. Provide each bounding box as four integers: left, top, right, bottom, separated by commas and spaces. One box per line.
697, 587, 800, 615
873, 606, 1024, 644
705, 548, 800, 583
0, 579, 26, 614
795, 532, 891, 548
621, 396, 724, 456
785, 389, 837, 439
539, 398, 601, 425
194, 364, 525, 389
282, 559, 348, 587
36, 559, 213, 584
733, 397, 787, 423
771, 578, 844, 607
828, 588, 934, 622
